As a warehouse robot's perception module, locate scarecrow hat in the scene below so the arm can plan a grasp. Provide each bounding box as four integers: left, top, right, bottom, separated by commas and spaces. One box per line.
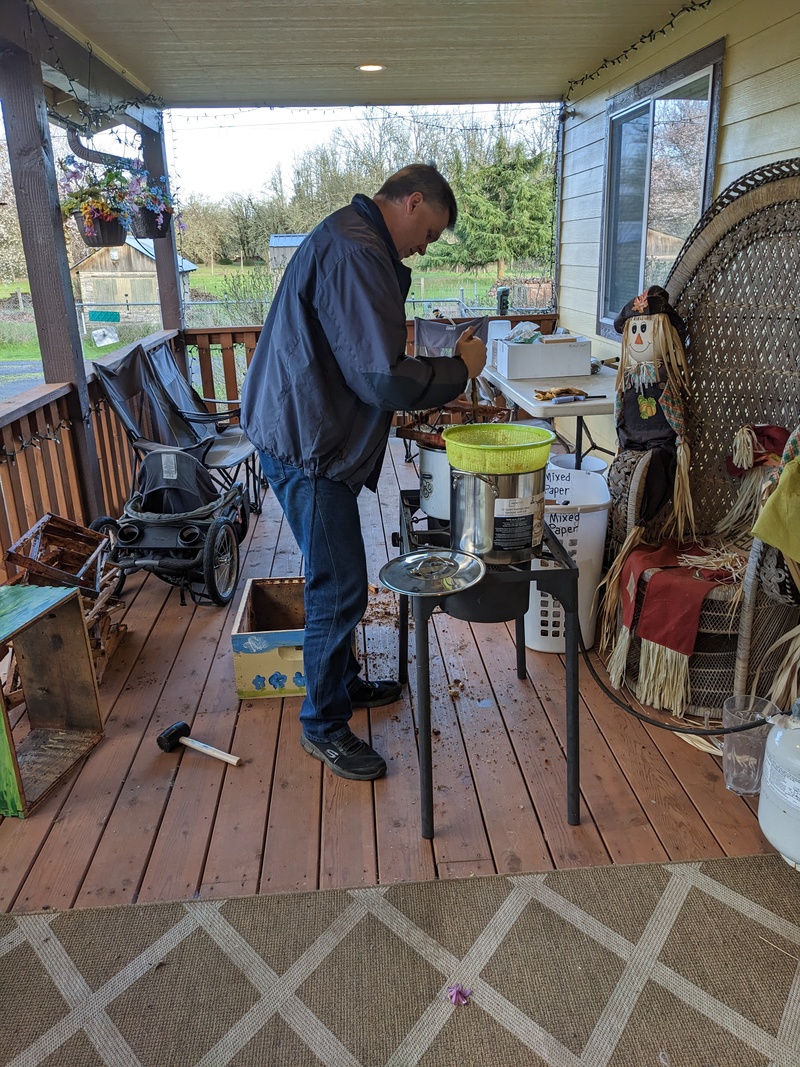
614, 285, 687, 344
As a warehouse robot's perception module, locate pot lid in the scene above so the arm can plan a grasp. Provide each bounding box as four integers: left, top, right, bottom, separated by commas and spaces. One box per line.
379, 549, 485, 597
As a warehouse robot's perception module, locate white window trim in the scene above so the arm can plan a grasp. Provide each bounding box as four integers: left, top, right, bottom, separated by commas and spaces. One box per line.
596, 39, 724, 340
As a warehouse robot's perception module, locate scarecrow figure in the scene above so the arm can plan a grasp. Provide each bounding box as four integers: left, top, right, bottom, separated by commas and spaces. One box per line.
612, 284, 694, 543
600, 284, 695, 659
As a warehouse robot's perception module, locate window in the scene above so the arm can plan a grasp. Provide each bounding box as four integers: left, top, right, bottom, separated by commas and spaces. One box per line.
598, 40, 724, 337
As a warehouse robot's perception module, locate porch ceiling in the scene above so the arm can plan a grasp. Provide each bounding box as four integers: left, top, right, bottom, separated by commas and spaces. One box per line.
35, 0, 684, 107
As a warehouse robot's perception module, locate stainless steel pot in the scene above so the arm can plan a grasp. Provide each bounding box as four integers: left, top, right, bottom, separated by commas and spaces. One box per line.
450, 467, 545, 565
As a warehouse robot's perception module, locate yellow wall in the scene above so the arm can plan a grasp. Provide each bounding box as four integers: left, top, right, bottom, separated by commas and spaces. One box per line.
557, 0, 800, 453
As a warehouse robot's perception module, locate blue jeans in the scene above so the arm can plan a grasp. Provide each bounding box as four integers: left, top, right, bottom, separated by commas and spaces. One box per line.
258, 454, 366, 742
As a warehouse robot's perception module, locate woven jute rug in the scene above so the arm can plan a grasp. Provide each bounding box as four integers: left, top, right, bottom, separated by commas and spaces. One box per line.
1, 854, 799, 1067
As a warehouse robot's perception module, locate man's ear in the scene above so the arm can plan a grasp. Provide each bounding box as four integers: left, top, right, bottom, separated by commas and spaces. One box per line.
406, 192, 424, 213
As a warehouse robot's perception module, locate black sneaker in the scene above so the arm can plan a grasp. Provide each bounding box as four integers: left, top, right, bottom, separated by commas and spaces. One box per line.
301, 730, 387, 780
348, 678, 403, 708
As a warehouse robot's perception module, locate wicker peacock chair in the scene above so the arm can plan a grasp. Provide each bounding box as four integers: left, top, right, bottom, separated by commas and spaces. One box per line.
607, 157, 800, 722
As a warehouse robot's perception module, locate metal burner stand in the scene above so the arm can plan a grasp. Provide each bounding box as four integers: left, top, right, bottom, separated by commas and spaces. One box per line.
394, 488, 581, 839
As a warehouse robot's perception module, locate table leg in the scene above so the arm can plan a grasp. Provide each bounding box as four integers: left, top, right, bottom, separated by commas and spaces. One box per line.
574, 416, 584, 469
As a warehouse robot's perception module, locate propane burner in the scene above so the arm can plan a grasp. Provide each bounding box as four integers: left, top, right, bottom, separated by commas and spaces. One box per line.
388, 488, 583, 840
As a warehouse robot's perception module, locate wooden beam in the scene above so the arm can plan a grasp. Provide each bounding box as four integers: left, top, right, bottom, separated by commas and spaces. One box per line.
140, 125, 187, 373
0, 37, 104, 519
3, 0, 161, 133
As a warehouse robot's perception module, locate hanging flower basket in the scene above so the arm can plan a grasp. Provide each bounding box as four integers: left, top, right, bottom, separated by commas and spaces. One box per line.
130, 208, 173, 239
71, 211, 127, 248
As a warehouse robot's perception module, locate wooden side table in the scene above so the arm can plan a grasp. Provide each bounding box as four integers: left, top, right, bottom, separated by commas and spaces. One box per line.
0, 585, 103, 817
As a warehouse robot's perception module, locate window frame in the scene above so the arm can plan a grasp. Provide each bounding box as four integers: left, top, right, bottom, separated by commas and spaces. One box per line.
596, 39, 725, 341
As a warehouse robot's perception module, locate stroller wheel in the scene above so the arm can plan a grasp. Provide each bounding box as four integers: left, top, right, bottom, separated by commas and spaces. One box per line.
89, 516, 127, 597
203, 518, 240, 605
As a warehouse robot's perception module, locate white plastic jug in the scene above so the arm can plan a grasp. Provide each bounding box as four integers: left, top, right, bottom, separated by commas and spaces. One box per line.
758, 701, 800, 870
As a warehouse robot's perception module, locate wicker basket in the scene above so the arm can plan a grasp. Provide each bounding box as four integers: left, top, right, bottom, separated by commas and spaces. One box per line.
441, 424, 555, 474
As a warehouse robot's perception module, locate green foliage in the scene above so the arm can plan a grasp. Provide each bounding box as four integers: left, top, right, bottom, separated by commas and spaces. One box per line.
421, 140, 555, 274
176, 104, 558, 275
217, 264, 276, 325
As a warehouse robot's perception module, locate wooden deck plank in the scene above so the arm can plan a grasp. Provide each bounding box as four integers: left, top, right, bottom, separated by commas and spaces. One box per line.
81, 523, 268, 907
489, 627, 670, 866
481, 625, 612, 869
563, 650, 726, 862
320, 771, 378, 890
0, 438, 779, 915
197, 504, 288, 899
13, 589, 196, 912
432, 611, 554, 874
642, 717, 772, 857
136, 601, 248, 904
311, 464, 386, 891
197, 699, 279, 900
261, 697, 322, 893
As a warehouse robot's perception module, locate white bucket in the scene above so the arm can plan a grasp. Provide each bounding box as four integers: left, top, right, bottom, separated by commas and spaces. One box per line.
418, 444, 450, 520
548, 453, 609, 477
525, 468, 611, 653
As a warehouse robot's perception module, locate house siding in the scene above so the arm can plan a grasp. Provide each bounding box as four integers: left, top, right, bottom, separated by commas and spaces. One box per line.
557, 0, 800, 454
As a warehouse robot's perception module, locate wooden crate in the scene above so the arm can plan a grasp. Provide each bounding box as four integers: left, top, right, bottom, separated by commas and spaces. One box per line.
4, 513, 127, 686
0, 586, 103, 817
6, 513, 108, 594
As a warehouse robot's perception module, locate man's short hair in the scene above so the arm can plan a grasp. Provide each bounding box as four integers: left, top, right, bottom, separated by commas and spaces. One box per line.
376, 165, 458, 229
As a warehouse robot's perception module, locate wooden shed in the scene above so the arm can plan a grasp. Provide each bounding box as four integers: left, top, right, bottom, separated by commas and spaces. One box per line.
71, 235, 196, 322
267, 233, 306, 270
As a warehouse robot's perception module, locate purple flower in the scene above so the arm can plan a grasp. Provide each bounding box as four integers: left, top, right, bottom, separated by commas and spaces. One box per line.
446, 984, 472, 1006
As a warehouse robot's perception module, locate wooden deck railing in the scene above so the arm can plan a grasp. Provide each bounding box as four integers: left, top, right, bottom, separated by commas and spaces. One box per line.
0, 314, 559, 579
0, 377, 131, 581
183, 313, 558, 403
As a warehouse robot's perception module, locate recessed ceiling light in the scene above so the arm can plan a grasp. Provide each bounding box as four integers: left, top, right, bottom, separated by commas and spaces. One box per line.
357, 64, 385, 72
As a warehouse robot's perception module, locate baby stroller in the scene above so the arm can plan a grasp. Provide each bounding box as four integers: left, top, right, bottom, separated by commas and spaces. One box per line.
91, 448, 248, 606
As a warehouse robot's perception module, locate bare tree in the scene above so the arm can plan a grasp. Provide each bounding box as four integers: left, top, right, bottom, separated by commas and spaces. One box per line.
179, 194, 231, 271
0, 139, 27, 284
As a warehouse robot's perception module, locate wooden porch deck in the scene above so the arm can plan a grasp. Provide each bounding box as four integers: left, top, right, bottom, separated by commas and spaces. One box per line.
0, 438, 772, 915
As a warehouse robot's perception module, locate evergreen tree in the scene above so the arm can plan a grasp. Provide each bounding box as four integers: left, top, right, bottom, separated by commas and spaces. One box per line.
422, 139, 554, 278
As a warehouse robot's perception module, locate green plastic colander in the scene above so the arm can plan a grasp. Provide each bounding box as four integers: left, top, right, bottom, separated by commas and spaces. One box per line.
441, 424, 556, 474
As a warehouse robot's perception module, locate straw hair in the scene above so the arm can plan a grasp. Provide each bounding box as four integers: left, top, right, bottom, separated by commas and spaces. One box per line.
598, 525, 645, 653
732, 425, 757, 469
636, 640, 692, 716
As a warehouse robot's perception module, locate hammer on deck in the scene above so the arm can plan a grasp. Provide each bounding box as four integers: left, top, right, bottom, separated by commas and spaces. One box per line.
157, 721, 242, 766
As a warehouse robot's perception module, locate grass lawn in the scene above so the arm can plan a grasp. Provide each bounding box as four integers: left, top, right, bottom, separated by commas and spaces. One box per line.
0, 280, 31, 302
1, 340, 41, 361
0, 266, 520, 364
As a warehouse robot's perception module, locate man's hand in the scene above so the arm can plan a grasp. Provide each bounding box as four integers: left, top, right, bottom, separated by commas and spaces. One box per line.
454, 328, 487, 379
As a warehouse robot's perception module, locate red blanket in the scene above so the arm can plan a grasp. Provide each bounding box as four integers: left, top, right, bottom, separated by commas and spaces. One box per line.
621, 542, 731, 656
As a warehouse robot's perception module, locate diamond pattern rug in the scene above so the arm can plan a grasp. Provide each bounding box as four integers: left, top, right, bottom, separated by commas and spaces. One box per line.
1, 854, 799, 1067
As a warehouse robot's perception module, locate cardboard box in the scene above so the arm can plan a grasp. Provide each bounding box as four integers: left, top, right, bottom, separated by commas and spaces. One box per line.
231, 578, 306, 699
495, 336, 592, 379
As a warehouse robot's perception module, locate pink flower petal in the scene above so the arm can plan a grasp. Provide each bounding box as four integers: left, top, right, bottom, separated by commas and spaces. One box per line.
446, 983, 472, 1006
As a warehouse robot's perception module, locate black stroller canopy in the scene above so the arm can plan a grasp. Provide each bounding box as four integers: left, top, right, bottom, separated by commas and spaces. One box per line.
133, 449, 232, 518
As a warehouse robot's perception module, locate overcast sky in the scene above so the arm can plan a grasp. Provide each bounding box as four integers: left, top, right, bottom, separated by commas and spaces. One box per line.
161, 104, 545, 202
163, 107, 366, 200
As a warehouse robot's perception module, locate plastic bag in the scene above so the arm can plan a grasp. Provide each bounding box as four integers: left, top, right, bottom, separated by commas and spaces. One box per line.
505, 321, 543, 344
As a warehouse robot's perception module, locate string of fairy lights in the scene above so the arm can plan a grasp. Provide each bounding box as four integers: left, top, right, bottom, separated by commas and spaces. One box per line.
563, 0, 713, 104
0, 405, 106, 464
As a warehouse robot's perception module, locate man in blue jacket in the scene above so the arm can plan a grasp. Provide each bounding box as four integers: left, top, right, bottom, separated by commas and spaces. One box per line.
241, 164, 486, 781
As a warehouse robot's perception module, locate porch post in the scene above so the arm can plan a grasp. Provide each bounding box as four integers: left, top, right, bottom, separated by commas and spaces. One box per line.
140, 124, 188, 376
0, 39, 104, 518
